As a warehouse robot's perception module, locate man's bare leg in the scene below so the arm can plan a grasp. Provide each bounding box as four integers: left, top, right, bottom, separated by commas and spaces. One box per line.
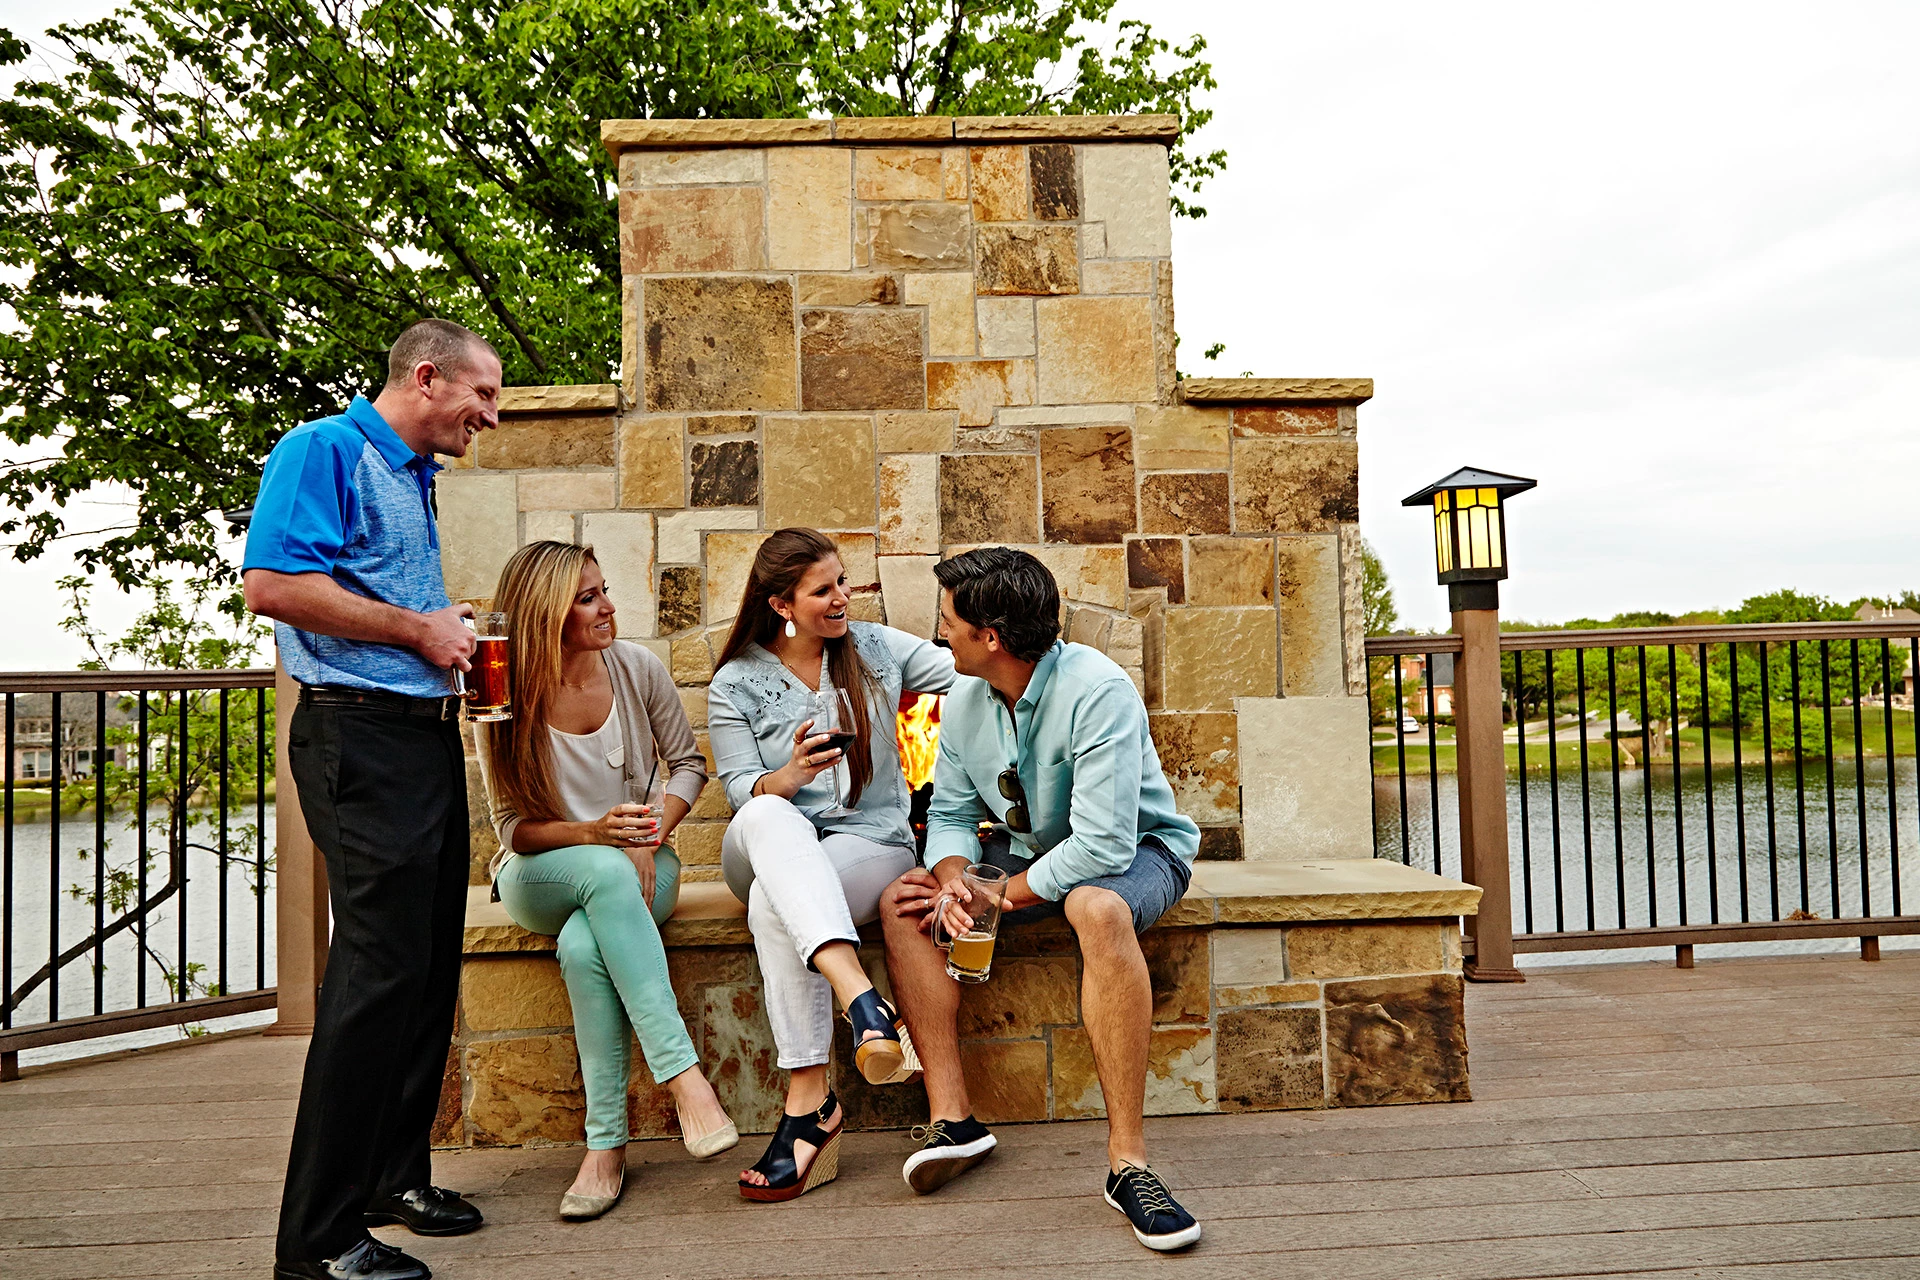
1065, 885, 1152, 1171
879, 878, 971, 1120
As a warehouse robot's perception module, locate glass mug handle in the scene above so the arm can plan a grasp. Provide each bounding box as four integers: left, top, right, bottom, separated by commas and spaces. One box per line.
930, 892, 973, 949
451, 615, 476, 697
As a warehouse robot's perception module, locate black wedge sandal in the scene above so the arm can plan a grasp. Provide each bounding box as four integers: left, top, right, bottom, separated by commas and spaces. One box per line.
739, 1092, 842, 1203
846, 989, 913, 1085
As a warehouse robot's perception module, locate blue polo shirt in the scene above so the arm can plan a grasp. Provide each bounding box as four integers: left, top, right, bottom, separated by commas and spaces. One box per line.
242, 396, 455, 698
924, 641, 1199, 900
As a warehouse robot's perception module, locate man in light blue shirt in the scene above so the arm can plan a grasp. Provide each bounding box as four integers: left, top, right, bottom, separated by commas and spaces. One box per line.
881, 547, 1202, 1253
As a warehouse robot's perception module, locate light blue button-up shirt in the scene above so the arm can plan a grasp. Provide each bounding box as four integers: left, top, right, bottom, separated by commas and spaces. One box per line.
924, 641, 1199, 901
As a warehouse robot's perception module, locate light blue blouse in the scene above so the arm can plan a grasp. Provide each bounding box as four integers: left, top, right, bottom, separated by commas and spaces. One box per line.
708, 622, 956, 849
925, 641, 1199, 901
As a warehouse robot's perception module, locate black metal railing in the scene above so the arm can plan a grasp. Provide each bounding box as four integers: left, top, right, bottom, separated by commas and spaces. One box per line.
1, 669, 278, 1076
1366, 622, 1920, 954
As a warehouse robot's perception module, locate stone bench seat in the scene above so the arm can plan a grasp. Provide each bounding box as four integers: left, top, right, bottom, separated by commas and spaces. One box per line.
444, 860, 1481, 1149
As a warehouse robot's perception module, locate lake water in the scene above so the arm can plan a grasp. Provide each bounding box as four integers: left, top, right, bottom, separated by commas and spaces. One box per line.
1374, 757, 1920, 967
2, 801, 280, 1066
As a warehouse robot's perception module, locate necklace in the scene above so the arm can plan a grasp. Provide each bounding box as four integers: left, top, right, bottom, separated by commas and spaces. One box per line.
773, 639, 824, 690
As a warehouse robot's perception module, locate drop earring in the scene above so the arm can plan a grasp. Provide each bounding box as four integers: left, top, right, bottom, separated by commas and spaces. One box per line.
784, 618, 797, 638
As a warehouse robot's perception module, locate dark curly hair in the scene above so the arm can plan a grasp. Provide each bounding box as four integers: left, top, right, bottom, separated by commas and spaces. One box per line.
933, 547, 1060, 663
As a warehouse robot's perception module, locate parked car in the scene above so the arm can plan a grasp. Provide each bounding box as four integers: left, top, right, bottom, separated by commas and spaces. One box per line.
1399, 716, 1422, 733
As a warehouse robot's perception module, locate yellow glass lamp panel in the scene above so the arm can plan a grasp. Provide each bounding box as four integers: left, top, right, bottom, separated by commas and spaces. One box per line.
1486, 507, 1503, 569
1467, 505, 1492, 566
1432, 493, 1453, 573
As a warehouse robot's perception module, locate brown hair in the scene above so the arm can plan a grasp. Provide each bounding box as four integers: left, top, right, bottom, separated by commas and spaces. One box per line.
484, 541, 609, 822
715, 528, 884, 804
385, 318, 495, 390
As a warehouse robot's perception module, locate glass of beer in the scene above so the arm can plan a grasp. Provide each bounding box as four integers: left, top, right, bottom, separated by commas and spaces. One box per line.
464, 611, 512, 722
930, 863, 1010, 983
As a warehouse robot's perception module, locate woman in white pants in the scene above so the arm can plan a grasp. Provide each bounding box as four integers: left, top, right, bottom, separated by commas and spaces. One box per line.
708, 528, 954, 1202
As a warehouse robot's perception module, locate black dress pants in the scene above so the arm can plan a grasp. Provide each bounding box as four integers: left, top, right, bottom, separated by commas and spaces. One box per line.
276, 700, 469, 1263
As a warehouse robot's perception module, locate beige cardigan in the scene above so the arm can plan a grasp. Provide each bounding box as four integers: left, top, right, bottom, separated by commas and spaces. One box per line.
476, 639, 707, 881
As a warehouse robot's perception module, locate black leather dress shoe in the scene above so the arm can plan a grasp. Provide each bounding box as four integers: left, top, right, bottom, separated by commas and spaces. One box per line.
273, 1237, 431, 1279
363, 1186, 483, 1237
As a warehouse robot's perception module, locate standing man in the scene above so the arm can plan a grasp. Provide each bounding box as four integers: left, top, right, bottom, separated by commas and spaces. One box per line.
246, 319, 500, 1280
879, 547, 1204, 1253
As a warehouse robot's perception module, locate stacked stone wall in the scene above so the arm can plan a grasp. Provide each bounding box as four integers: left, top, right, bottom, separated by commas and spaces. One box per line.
434, 116, 1374, 884
445, 880, 1471, 1145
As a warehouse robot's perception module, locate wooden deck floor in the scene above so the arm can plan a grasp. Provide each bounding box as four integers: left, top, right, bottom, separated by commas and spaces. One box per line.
3, 952, 1917, 1279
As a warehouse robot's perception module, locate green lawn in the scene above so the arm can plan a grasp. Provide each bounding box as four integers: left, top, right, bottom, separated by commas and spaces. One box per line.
2, 781, 276, 820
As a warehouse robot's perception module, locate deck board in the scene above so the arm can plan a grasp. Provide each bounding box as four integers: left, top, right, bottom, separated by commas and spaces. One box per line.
0, 952, 1914, 1278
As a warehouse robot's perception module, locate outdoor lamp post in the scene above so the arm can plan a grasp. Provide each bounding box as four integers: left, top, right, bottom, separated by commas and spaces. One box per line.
1402, 467, 1536, 984
1401, 467, 1536, 612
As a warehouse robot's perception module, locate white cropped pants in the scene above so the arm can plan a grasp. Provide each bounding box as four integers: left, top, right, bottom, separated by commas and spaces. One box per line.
720, 794, 916, 1070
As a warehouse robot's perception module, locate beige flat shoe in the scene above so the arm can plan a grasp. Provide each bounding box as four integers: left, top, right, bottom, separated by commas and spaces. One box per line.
683, 1118, 740, 1161
558, 1165, 625, 1221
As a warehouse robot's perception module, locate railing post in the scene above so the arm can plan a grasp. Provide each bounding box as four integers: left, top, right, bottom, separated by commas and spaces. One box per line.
266, 658, 328, 1035
1454, 597, 1524, 982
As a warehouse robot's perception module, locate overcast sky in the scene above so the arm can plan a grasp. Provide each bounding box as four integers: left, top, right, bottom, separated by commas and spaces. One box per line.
3, 0, 1917, 666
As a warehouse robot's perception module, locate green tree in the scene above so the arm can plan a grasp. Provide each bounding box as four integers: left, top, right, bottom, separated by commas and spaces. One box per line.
1359, 537, 1398, 636
0, 0, 1224, 590
1502, 593, 1905, 762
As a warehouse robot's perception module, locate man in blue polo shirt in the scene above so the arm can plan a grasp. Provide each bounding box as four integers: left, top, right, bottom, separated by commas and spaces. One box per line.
245, 319, 499, 1280
880, 547, 1204, 1253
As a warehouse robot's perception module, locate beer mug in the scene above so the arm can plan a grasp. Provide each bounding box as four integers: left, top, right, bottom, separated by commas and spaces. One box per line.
463, 611, 512, 722
930, 863, 1009, 984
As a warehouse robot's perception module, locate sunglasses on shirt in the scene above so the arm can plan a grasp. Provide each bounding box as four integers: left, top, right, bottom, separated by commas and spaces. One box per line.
997, 767, 1031, 834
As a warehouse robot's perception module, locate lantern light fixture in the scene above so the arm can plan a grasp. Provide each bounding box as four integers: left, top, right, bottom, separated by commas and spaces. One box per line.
1401, 467, 1536, 611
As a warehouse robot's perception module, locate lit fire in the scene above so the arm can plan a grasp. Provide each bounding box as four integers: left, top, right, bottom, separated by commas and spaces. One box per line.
896, 692, 943, 791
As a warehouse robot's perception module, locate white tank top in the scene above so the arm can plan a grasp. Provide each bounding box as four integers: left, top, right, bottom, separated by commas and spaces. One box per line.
546, 698, 631, 822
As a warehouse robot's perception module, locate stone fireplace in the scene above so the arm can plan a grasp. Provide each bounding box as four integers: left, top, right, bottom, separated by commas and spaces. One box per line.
437, 113, 1379, 885
433, 115, 1469, 1146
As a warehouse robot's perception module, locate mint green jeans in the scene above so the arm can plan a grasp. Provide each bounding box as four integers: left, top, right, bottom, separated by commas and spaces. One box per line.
494, 843, 696, 1149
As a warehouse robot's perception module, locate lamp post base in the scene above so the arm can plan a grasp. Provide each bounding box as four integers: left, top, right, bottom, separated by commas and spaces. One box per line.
1447, 581, 1500, 612
1463, 962, 1526, 983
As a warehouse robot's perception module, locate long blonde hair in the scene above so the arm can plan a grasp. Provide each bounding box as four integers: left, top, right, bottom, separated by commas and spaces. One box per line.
715, 528, 884, 804
485, 541, 610, 822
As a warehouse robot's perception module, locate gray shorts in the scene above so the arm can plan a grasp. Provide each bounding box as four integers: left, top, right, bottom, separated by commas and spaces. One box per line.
977, 831, 1192, 935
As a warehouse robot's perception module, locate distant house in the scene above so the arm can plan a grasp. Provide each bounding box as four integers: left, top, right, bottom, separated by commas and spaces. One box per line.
1853, 604, 1920, 704
1852, 603, 1920, 625
7, 694, 132, 781
1393, 651, 1455, 717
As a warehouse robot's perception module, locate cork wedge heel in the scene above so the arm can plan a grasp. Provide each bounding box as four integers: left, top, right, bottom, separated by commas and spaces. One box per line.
738, 1092, 843, 1203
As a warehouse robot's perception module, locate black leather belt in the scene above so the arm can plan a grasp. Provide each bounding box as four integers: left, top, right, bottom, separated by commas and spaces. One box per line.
299, 684, 461, 720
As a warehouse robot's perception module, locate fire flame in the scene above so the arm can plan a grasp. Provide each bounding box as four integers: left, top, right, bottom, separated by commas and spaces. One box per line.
896, 692, 943, 791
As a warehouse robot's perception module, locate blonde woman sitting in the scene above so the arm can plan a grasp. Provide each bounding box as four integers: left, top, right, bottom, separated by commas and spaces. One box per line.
477, 541, 737, 1221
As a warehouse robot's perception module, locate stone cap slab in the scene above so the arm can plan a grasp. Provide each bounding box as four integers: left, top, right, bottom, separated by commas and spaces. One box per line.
463, 859, 1478, 955
1179, 378, 1374, 405
1184, 860, 1480, 924
465, 881, 749, 954
601, 114, 1178, 158
498, 384, 621, 415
